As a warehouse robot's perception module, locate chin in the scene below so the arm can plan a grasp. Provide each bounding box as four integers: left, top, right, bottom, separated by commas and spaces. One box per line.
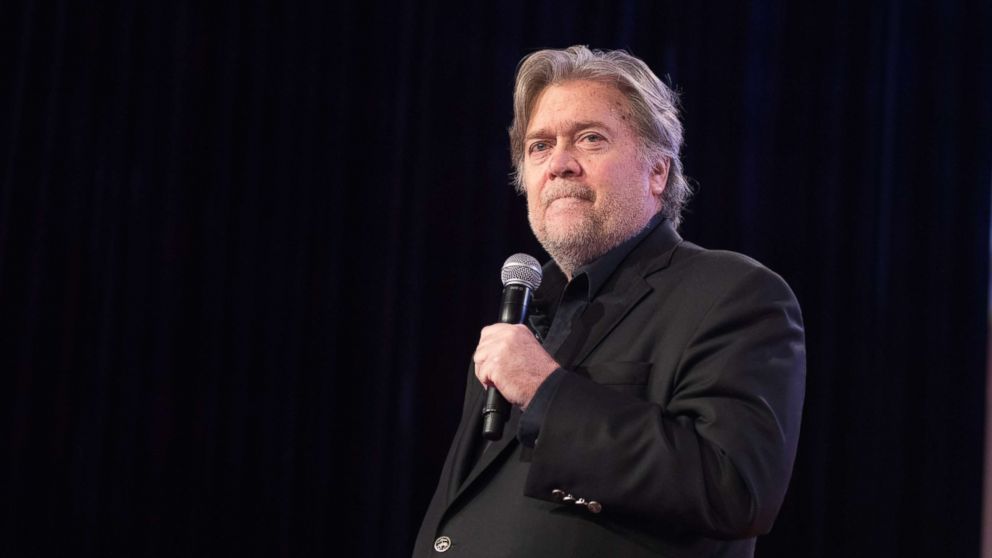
542, 220, 595, 246
538, 221, 610, 262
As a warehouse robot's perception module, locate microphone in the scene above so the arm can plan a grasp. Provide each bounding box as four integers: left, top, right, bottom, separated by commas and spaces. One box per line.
481, 253, 543, 440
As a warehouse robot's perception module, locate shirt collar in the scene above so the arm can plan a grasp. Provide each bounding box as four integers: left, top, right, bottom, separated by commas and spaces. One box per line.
535, 211, 668, 304
573, 211, 668, 300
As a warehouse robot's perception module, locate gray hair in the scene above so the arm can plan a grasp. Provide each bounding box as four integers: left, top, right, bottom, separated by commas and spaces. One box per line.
508, 45, 692, 228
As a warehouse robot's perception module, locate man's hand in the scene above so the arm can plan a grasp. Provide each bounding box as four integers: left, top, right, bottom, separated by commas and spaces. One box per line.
473, 323, 559, 409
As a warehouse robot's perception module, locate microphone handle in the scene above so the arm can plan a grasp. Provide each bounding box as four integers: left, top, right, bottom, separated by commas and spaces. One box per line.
481, 284, 532, 440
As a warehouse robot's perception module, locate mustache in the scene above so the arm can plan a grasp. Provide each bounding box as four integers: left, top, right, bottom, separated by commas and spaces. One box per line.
541, 182, 595, 207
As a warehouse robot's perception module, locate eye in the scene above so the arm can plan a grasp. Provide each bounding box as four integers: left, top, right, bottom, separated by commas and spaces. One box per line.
528, 141, 551, 154
582, 133, 604, 143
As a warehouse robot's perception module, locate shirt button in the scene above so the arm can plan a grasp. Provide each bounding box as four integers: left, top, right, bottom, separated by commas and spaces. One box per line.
587, 501, 603, 514
434, 536, 452, 552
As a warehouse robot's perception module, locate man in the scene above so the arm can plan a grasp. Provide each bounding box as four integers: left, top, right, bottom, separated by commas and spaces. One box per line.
414, 45, 805, 558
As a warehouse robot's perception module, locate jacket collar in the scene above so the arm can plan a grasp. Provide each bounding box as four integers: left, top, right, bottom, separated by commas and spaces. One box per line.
447, 219, 683, 508
557, 218, 682, 367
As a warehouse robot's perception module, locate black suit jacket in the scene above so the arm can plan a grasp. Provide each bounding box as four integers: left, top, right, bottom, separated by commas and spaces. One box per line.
414, 221, 806, 557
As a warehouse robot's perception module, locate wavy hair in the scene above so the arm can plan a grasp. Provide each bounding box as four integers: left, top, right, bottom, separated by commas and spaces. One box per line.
508, 45, 692, 228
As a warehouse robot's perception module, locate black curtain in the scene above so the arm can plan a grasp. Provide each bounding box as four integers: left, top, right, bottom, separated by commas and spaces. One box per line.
1, 1, 988, 557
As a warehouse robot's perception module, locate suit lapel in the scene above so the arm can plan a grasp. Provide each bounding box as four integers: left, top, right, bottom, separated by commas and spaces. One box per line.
446, 387, 485, 501
567, 220, 683, 367
449, 405, 521, 505
563, 272, 654, 367
441, 221, 683, 512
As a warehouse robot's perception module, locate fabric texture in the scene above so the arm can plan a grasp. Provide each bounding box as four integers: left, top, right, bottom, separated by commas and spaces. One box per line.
414, 219, 806, 557
518, 212, 669, 448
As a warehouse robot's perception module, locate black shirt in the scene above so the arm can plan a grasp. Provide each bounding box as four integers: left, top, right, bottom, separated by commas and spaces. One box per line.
518, 212, 668, 448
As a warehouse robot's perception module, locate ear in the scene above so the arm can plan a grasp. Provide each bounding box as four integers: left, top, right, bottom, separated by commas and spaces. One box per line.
649, 157, 670, 197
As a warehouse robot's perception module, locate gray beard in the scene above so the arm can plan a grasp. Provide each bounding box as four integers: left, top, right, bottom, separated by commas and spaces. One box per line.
528, 180, 657, 278
534, 217, 638, 279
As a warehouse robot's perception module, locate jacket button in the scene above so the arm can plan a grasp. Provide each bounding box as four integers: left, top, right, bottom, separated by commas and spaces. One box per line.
587, 501, 602, 514
562, 494, 576, 504
433, 536, 452, 552
551, 489, 565, 501
574, 498, 587, 506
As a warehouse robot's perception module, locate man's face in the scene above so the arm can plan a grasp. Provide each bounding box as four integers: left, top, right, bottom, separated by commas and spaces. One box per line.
521, 80, 668, 275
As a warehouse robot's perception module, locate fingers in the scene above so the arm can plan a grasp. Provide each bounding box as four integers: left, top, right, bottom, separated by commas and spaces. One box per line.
473, 326, 496, 388
475, 324, 528, 356
472, 324, 546, 404
473, 323, 530, 392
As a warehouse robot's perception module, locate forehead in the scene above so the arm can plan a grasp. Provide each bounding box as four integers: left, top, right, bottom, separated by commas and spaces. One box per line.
526, 80, 633, 134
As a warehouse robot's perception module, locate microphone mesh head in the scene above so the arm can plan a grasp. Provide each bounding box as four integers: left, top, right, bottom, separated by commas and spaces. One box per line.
501, 253, 542, 290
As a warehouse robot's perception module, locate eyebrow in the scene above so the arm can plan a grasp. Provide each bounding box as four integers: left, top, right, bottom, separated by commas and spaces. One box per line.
524, 120, 614, 142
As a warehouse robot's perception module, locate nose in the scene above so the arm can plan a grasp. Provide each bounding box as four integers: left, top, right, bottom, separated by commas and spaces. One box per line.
548, 146, 581, 180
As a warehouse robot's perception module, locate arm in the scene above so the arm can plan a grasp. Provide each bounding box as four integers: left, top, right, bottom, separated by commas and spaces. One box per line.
523, 266, 805, 538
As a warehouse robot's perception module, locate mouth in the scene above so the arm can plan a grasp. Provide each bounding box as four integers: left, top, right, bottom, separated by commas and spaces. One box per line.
547, 196, 591, 209
545, 185, 595, 205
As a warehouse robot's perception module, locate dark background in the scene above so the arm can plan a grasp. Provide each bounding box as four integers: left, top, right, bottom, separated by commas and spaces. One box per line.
2, 1, 989, 556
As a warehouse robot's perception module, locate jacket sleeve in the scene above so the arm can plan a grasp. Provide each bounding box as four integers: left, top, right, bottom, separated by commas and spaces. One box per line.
522, 265, 806, 539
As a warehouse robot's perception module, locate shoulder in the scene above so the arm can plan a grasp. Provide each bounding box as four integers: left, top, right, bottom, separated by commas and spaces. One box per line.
672, 241, 767, 275
656, 241, 798, 307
